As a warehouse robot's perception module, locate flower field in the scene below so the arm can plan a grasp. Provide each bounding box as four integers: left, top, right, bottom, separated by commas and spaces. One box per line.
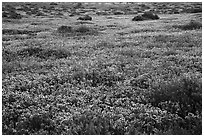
2, 2, 202, 135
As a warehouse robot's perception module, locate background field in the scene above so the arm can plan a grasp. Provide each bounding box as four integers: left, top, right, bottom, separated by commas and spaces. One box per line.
2, 2, 202, 135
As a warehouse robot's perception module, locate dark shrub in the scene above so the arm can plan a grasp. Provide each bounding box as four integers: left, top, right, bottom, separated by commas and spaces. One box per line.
132, 12, 159, 21
173, 10, 180, 14
77, 15, 92, 21
26, 11, 32, 15
149, 75, 202, 118
75, 21, 94, 25
69, 12, 80, 17
75, 25, 91, 33
21, 5, 30, 12
17, 46, 71, 59
95, 41, 116, 49
113, 11, 124, 15
48, 6, 55, 10
2, 12, 9, 18
69, 14, 75, 17
71, 68, 124, 87
8, 12, 22, 19
130, 75, 151, 89
57, 26, 72, 33
57, 25, 98, 36
3, 29, 13, 35
96, 11, 108, 15
2, 60, 21, 74
56, 12, 63, 16
41, 6, 47, 9
4, 4, 16, 12
74, 2, 83, 9
183, 20, 202, 30
3, 29, 24, 35
174, 20, 202, 30
188, 7, 202, 13
153, 14, 159, 19
142, 11, 159, 20
132, 15, 144, 21
39, 48, 71, 59
50, 2, 58, 5
2, 29, 38, 35
35, 12, 45, 16
2, 49, 18, 62
31, 9, 38, 14
17, 47, 43, 57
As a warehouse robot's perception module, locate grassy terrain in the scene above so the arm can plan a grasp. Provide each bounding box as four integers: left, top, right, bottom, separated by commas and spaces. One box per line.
2, 2, 202, 135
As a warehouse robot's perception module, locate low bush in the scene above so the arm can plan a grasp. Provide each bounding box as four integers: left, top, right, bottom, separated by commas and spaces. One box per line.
2, 49, 18, 62
75, 21, 94, 25
95, 41, 116, 49
132, 15, 144, 21
77, 15, 92, 21
70, 68, 124, 87
2, 60, 21, 74
149, 75, 202, 118
17, 46, 71, 59
4, 4, 16, 12
75, 25, 91, 33
113, 11, 124, 15
57, 25, 98, 36
6, 11, 22, 19
142, 12, 159, 20
35, 12, 45, 16
57, 26, 73, 33
2, 12, 9, 18
50, 2, 58, 5
173, 20, 202, 30
132, 12, 159, 21
26, 11, 32, 15
187, 7, 202, 13
2, 29, 38, 35
146, 75, 202, 135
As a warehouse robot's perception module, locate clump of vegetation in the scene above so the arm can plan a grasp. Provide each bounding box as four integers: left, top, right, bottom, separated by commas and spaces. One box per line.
95, 41, 116, 49
35, 12, 46, 16
2, 12, 9, 18
148, 75, 202, 135
50, 2, 58, 5
75, 25, 92, 33
173, 20, 202, 30
187, 7, 202, 13
74, 2, 83, 9
2, 4, 22, 19
77, 15, 92, 21
132, 15, 144, 21
57, 26, 73, 33
17, 46, 71, 59
6, 11, 22, 19
75, 21, 94, 25
149, 75, 202, 117
113, 10, 124, 15
2, 29, 39, 35
132, 12, 159, 21
2, 49, 18, 62
57, 25, 98, 36
3, 4, 16, 12
142, 12, 159, 20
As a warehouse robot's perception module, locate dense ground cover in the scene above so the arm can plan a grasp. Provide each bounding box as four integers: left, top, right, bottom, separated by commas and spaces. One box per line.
2, 2, 202, 135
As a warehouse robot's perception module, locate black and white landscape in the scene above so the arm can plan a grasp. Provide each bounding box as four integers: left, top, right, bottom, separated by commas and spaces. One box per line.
2, 2, 202, 135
